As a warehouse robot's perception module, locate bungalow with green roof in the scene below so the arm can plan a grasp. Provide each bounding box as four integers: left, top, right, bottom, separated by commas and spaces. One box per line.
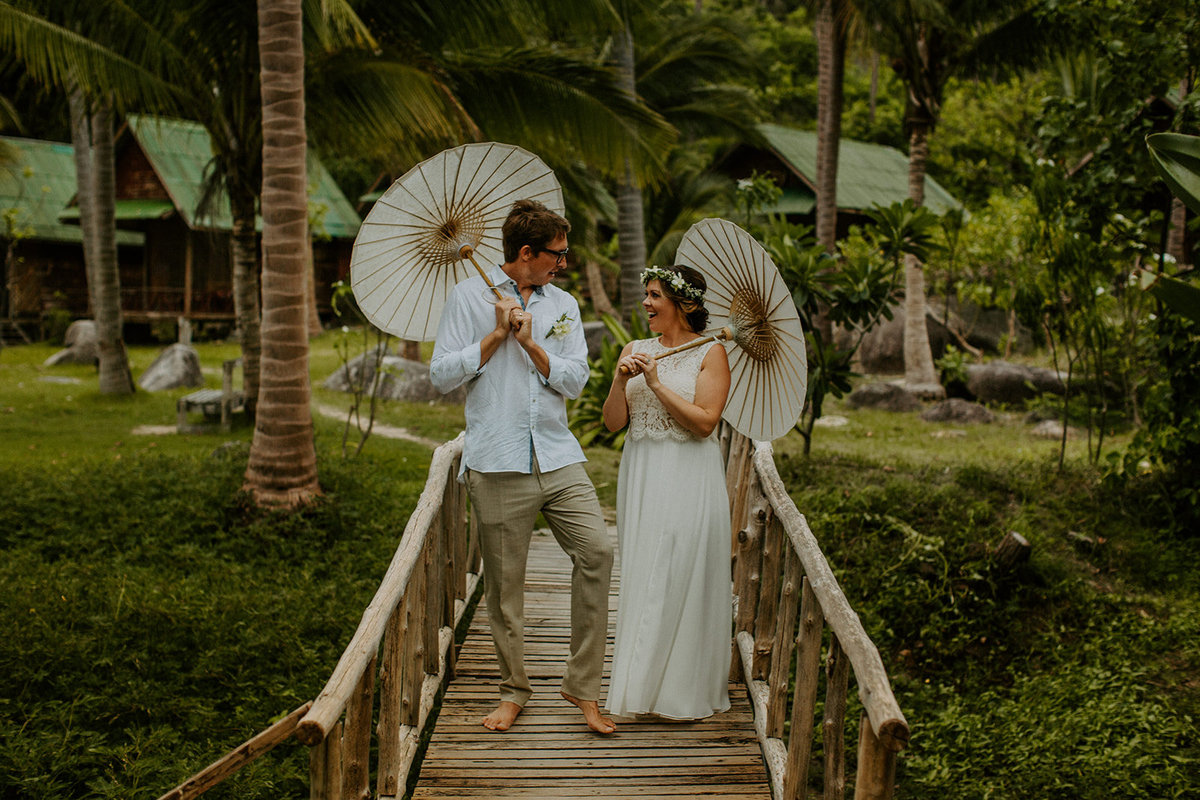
722, 122, 961, 234
58, 115, 360, 330
0, 136, 144, 338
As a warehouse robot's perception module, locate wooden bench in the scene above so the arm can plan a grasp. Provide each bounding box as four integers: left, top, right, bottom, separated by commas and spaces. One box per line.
177, 357, 246, 433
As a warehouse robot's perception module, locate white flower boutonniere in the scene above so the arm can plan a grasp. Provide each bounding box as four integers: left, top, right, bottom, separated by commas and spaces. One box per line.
546, 312, 573, 339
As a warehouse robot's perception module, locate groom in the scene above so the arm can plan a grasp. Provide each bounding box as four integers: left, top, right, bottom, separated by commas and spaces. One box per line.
430, 199, 615, 734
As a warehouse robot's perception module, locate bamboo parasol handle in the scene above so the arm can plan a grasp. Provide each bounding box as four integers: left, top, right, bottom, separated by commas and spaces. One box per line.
459, 244, 504, 300
617, 327, 732, 375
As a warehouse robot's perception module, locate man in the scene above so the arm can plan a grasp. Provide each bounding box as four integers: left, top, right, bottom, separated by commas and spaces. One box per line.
430, 199, 615, 734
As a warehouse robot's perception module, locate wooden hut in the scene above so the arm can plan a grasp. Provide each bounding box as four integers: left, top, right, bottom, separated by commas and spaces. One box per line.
0, 136, 144, 342
721, 122, 962, 235
60, 115, 361, 331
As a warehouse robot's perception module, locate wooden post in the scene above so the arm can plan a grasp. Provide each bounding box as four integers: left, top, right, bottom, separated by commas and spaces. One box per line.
783, 577, 824, 800
736, 500, 770, 634
727, 435, 755, 543
994, 530, 1031, 570
309, 720, 341, 800
767, 548, 802, 738
823, 635, 849, 800
753, 514, 783, 681
854, 712, 898, 800
183, 232, 194, 317
400, 587, 422, 728
341, 655, 375, 800
424, 531, 442, 676
377, 606, 404, 798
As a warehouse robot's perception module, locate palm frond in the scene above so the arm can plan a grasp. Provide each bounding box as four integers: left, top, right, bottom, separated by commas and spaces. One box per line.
0, 1, 182, 112
443, 48, 676, 182
305, 51, 477, 165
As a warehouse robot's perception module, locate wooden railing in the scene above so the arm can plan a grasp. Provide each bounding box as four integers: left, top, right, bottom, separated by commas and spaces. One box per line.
155, 433, 479, 800
720, 426, 909, 800
156, 426, 908, 800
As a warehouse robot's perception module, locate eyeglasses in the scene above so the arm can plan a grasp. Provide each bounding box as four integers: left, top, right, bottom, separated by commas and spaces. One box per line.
538, 246, 570, 264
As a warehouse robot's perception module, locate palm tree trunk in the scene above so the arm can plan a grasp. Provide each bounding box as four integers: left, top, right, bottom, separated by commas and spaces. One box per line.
90, 100, 134, 394
245, 0, 320, 507
815, 0, 845, 253
229, 183, 261, 414
903, 122, 942, 395
67, 84, 97, 314
614, 25, 647, 324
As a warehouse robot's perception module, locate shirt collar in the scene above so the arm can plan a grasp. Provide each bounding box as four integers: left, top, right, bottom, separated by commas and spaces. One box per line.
490, 264, 546, 298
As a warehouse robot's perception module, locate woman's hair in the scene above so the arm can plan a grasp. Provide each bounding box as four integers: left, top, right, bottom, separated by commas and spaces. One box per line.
502, 199, 571, 262
642, 264, 709, 332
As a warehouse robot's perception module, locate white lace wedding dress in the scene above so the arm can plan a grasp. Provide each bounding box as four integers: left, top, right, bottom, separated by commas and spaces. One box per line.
605, 337, 732, 719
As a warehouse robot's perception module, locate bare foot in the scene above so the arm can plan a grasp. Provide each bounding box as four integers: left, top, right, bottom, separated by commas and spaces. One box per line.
482, 701, 522, 731
561, 692, 616, 734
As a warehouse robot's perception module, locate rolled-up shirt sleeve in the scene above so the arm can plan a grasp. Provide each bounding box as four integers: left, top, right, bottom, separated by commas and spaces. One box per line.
430, 288, 484, 393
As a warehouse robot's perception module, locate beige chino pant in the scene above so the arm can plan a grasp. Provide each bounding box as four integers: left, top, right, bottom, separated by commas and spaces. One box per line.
466, 460, 612, 707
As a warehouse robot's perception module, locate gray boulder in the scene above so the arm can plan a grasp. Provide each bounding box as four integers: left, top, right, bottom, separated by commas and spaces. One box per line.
928, 298, 1035, 356
846, 382, 923, 412
44, 320, 98, 366
139, 343, 204, 391
920, 398, 995, 424
851, 304, 955, 375
324, 352, 467, 404
1031, 419, 1073, 440
966, 361, 1065, 405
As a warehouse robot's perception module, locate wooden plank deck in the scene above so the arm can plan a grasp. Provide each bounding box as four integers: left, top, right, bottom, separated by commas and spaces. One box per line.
412, 529, 773, 800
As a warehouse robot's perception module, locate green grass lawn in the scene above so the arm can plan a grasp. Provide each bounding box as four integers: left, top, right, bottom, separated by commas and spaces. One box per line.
1, 334, 1197, 799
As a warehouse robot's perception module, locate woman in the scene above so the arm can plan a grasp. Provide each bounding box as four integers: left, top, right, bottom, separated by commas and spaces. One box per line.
601, 264, 733, 720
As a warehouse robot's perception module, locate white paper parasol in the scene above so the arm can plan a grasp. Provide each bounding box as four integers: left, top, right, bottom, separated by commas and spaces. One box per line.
673, 218, 808, 442
349, 142, 564, 340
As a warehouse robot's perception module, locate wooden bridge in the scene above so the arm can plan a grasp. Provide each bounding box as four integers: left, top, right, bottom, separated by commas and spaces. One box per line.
156, 429, 909, 800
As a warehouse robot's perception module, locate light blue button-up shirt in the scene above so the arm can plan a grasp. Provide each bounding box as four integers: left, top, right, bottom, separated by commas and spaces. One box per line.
430, 265, 590, 479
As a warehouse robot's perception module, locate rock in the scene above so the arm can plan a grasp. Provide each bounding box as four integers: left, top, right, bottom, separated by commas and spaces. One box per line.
905, 381, 947, 401
44, 320, 98, 366
324, 352, 467, 404
852, 304, 955, 375
846, 382, 923, 412
927, 298, 1035, 356
920, 398, 995, 424
1031, 419, 1071, 439
966, 361, 1065, 404
812, 414, 850, 428
138, 343, 204, 391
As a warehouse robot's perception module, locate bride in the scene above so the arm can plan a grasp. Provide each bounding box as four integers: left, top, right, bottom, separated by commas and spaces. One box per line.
601, 264, 733, 720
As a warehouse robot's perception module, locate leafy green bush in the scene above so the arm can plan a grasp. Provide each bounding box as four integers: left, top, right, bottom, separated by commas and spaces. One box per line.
0, 441, 431, 800
777, 452, 1200, 799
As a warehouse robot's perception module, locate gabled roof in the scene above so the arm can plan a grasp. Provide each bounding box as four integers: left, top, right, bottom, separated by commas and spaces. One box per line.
124, 115, 361, 238
756, 123, 961, 216
0, 136, 143, 245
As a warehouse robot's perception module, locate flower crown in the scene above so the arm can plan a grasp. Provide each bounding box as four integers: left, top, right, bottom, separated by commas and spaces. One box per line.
640, 266, 703, 301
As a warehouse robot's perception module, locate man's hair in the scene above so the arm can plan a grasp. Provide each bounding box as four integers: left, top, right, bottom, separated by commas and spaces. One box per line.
502, 199, 570, 263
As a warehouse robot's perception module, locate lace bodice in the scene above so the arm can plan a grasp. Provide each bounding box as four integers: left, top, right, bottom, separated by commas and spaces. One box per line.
625, 337, 718, 442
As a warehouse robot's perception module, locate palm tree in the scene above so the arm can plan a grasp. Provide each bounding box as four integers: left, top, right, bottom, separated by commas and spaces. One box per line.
0, 0, 180, 393
613, 23, 650, 321
244, 0, 319, 506
860, 0, 1050, 394
600, 2, 761, 318
814, 0, 850, 254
